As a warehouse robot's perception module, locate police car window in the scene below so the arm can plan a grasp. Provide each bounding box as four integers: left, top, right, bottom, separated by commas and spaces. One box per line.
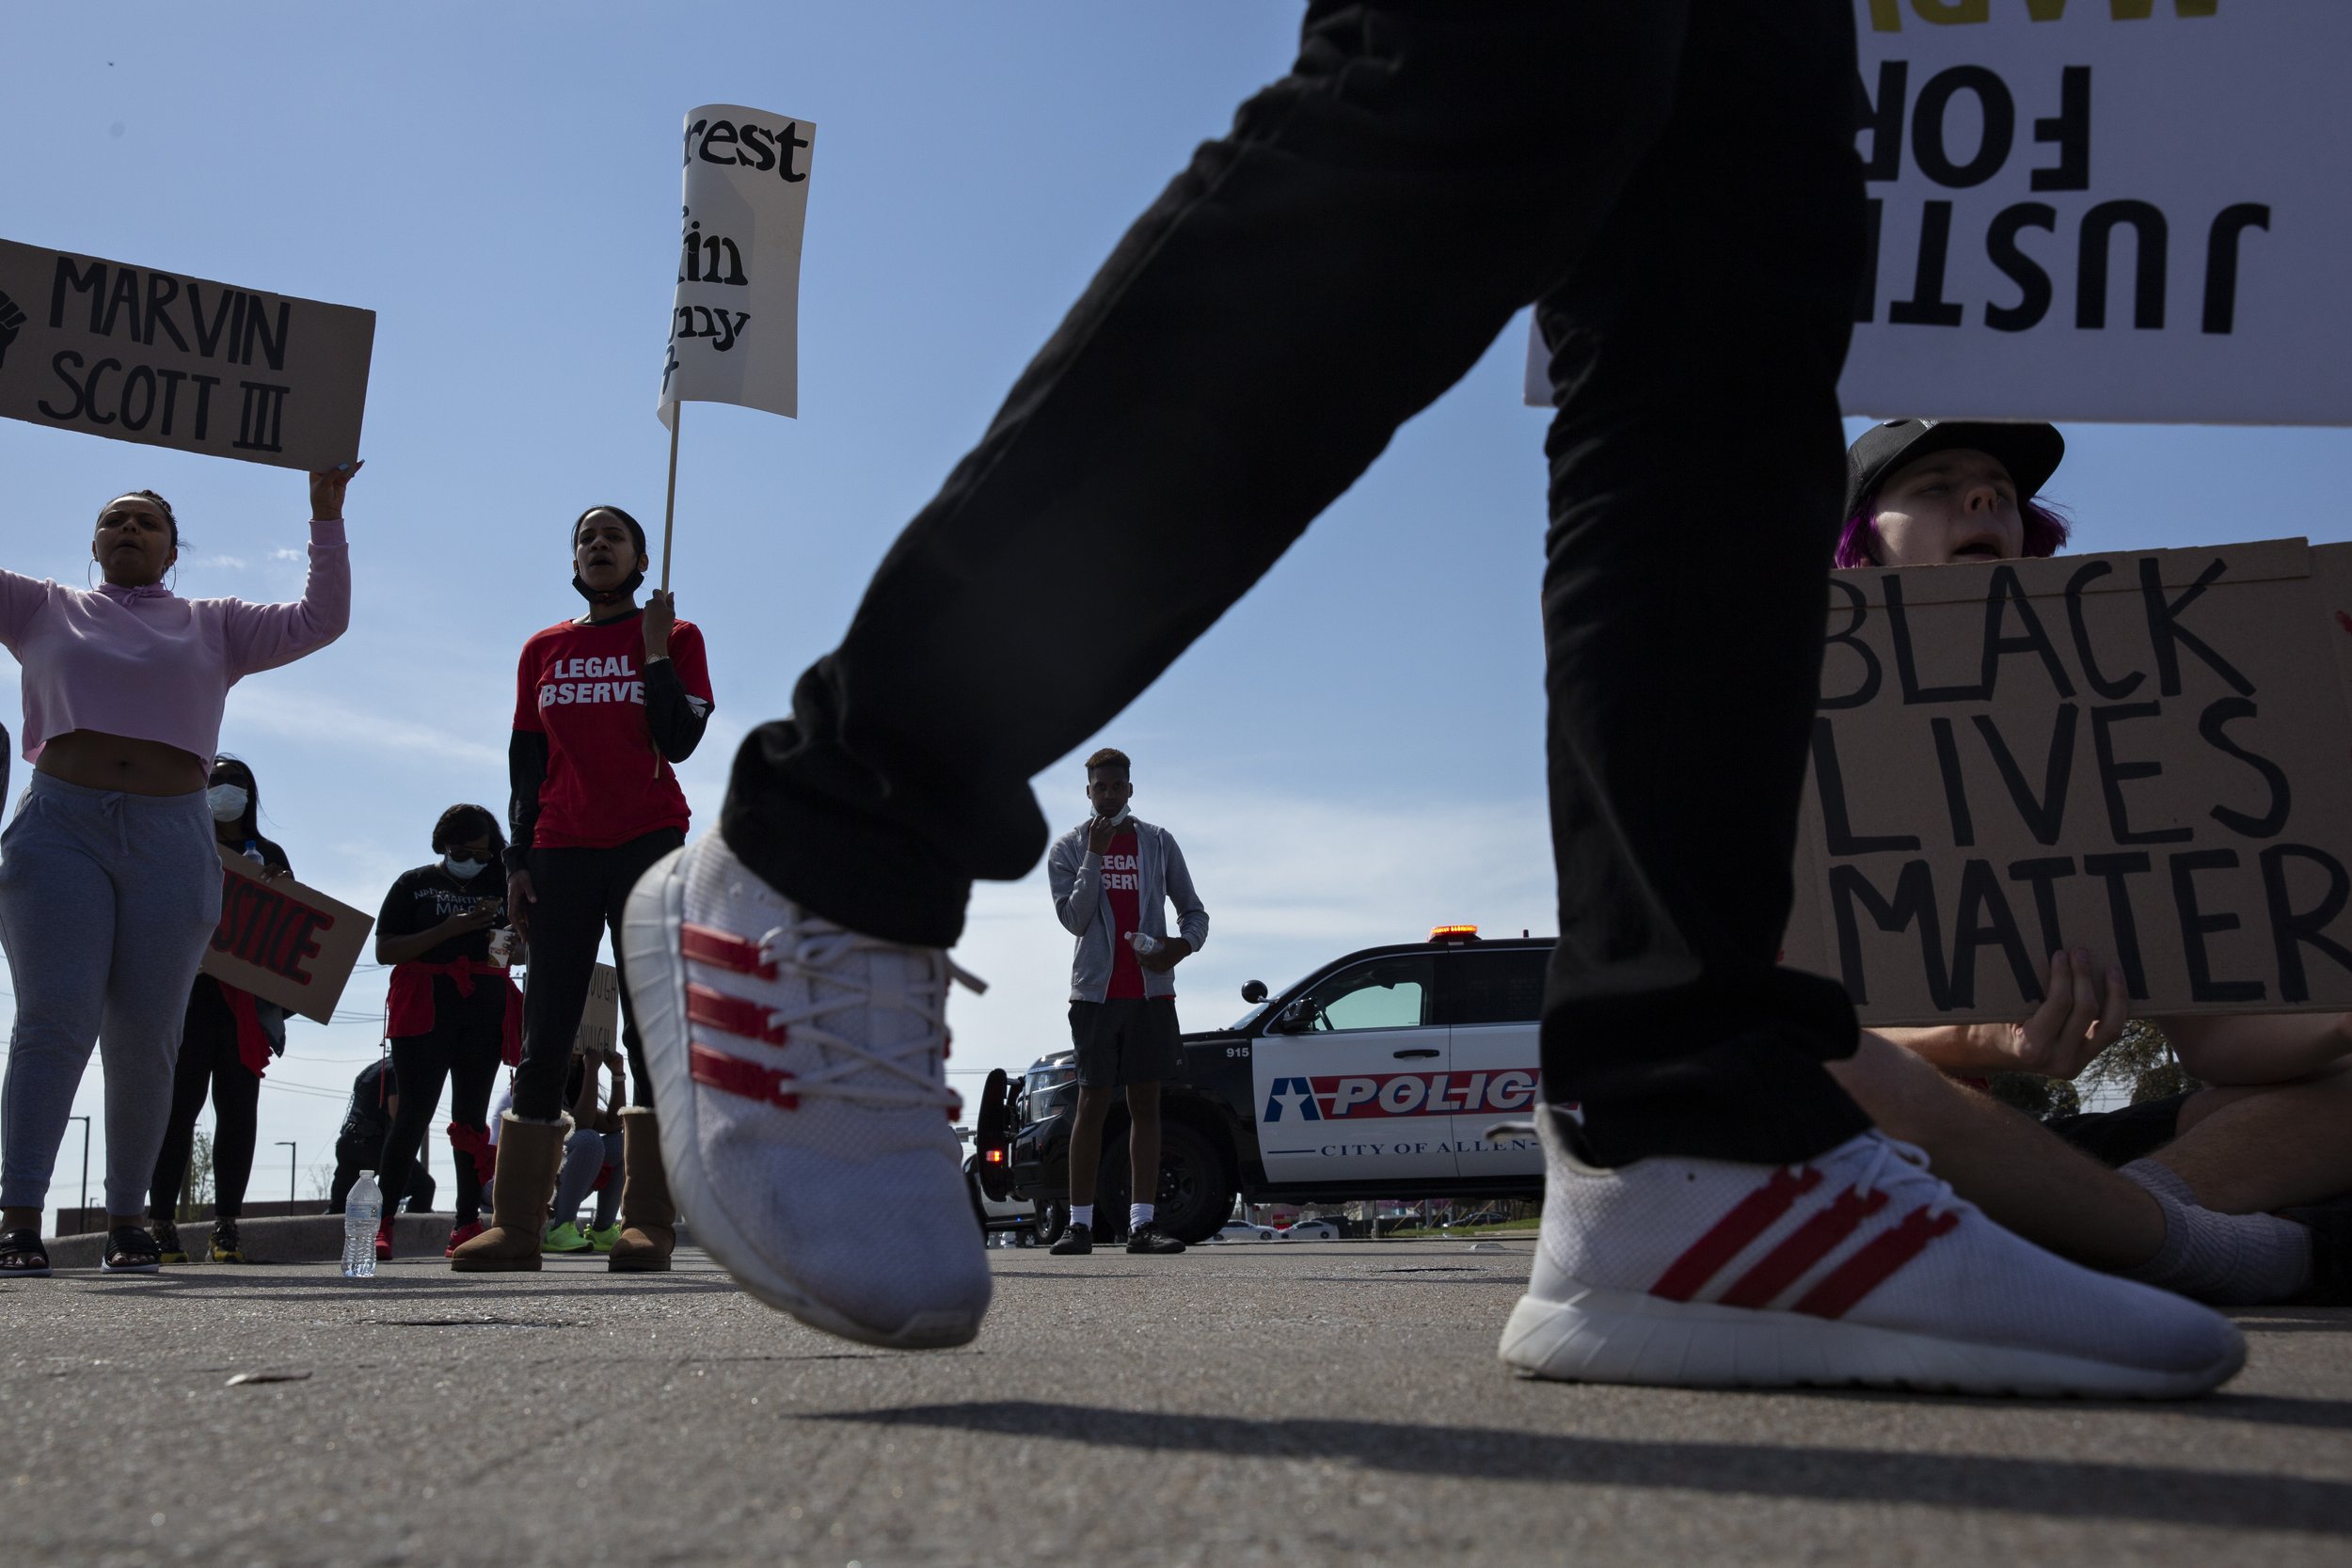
1445, 947, 1549, 1026
1304, 957, 1434, 1032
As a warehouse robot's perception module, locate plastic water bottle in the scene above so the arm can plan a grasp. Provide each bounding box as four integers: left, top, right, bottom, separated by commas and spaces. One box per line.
342, 1171, 381, 1278
1127, 931, 1162, 956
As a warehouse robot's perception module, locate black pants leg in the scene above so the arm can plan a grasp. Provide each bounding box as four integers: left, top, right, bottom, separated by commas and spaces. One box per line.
376, 1030, 454, 1215
207, 1043, 261, 1218
327, 1136, 371, 1212
149, 984, 227, 1221
718, 0, 1868, 1165
513, 830, 681, 1121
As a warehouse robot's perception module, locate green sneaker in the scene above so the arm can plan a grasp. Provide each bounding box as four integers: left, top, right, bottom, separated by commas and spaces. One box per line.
588, 1223, 622, 1255
544, 1221, 592, 1254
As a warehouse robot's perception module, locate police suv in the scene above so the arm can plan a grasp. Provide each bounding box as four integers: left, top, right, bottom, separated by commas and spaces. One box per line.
971, 926, 1549, 1244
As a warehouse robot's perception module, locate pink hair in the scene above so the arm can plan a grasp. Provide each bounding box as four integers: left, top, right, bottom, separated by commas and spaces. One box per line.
1834, 496, 2072, 570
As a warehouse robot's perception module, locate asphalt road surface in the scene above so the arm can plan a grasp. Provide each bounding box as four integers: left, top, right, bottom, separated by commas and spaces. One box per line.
2, 1237, 2346, 1566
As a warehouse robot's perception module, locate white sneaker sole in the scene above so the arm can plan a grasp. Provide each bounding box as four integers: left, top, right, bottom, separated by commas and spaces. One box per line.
1499, 1278, 2244, 1399
622, 846, 980, 1352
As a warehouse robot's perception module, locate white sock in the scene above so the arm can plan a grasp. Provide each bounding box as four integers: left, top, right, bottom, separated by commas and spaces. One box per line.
2118, 1159, 2313, 1305
1071, 1204, 1093, 1229
1130, 1202, 1153, 1229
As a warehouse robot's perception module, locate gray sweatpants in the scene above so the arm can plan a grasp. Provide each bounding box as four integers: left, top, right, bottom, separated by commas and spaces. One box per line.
0, 775, 221, 1215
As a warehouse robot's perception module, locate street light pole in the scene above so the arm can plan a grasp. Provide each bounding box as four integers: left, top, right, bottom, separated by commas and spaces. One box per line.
67, 1116, 90, 1232
275, 1142, 296, 1205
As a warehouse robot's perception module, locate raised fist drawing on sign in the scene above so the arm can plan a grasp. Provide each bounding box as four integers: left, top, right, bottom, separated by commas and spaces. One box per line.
0, 292, 24, 371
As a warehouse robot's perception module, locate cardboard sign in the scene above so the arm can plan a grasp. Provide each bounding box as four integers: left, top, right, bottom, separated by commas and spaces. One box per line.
658, 103, 816, 425
576, 962, 621, 1059
1529, 1, 2352, 426
0, 239, 373, 470
199, 850, 374, 1024
1781, 540, 2352, 1022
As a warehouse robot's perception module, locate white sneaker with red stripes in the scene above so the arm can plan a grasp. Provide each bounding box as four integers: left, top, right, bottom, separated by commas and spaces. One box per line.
1502, 1108, 2244, 1398
620, 832, 992, 1349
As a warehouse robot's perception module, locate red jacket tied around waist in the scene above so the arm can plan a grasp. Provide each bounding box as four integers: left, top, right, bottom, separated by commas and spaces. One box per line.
385, 958, 524, 1065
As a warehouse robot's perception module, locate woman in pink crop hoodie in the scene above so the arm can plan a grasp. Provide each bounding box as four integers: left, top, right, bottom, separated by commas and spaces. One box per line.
0, 467, 356, 1276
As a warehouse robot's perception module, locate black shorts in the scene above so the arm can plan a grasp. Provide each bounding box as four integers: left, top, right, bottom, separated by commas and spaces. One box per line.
1069, 999, 1183, 1088
2044, 1090, 2195, 1168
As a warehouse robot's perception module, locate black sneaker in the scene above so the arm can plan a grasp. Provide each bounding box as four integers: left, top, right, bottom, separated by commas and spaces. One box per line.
100, 1226, 162, 1274
151, 1218, 187, 1264
1050, 1223, 1093, 1256
209, 1217, 244, 1263
1126, 1225, 1186, 1256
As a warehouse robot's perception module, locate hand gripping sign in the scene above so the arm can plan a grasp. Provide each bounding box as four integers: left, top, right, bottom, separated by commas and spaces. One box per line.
0, 238, 373, 470
1526, 1, 2352, 426
199, 848, 374, 1024
1780, 539, 2352, 1023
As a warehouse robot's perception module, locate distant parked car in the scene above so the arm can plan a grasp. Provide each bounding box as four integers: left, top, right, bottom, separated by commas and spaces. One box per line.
1279, 1220, 1343, 1240
1213, 1221, 1279, 1243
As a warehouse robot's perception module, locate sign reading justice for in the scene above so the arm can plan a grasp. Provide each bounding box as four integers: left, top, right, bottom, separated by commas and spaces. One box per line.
199, 850, 373, 1025
1781, 540, 2352, 1022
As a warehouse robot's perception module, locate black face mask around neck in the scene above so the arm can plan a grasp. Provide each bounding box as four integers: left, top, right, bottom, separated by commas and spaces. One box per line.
572, 568, 644, 607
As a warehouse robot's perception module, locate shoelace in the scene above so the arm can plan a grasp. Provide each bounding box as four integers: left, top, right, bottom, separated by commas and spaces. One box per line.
1840, 1133, 1967, 1221
746, 921, 988, 1112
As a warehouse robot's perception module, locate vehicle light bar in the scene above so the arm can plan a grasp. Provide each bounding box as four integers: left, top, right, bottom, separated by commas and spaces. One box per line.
1429, 924, 1480, 942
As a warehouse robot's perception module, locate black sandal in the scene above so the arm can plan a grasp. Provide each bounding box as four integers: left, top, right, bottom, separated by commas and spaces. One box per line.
100, 1226, 161, 1275
0, 1228, 53, 1277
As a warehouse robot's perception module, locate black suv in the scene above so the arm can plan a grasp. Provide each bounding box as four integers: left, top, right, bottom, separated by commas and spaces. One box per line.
972, 927, 1550, 1243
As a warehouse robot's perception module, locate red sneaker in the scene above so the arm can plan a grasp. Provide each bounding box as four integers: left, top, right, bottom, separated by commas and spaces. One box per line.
374, 1218, 395, 1262
443, 1220, 485, 1259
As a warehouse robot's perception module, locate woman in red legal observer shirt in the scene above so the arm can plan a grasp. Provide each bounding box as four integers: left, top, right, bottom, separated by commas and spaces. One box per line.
372, 803, 523, 1260
451, 505, 711, 1273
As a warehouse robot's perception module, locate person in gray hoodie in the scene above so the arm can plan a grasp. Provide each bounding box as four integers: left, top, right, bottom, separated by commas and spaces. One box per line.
1043, 748, 1209, 1256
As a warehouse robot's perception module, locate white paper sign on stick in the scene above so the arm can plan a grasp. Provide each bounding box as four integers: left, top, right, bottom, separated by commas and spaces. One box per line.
658, 103, 816, 425
1527, 1, 2352, 428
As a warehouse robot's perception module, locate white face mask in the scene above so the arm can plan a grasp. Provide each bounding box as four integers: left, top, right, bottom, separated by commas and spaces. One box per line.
444, 855, 489, 881
207, 784, 248, 822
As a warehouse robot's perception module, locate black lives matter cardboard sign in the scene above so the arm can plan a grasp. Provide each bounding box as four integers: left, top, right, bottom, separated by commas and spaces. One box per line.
0, 239, 373, 471
1782, 540, 2352, 1023
199, 850, 373, 1024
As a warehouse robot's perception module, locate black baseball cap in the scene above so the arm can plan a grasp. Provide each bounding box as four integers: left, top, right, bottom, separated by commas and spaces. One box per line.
1844, 419, 2064, 517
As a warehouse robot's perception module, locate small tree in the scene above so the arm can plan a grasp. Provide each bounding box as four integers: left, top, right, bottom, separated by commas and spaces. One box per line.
177, 1131, 216, 1222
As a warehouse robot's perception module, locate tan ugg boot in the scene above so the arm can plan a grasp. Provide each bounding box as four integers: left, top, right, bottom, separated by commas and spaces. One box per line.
450, 1113, 570, 1273
607, 1107, 675, 1274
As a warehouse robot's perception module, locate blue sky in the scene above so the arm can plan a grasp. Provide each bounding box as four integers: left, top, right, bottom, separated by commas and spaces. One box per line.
3, 4, 2347, 1222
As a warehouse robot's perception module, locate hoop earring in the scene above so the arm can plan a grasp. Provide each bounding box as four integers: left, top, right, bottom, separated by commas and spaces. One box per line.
86, 561, 98, 590
167, 564, 180, 594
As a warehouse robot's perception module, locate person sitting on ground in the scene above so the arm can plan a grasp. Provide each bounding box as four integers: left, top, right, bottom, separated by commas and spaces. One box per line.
546, 1045, 627, 1255
149, 755, 297, 1265
1822, 418, 2352, 1306
326, 1056, 434, 1214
